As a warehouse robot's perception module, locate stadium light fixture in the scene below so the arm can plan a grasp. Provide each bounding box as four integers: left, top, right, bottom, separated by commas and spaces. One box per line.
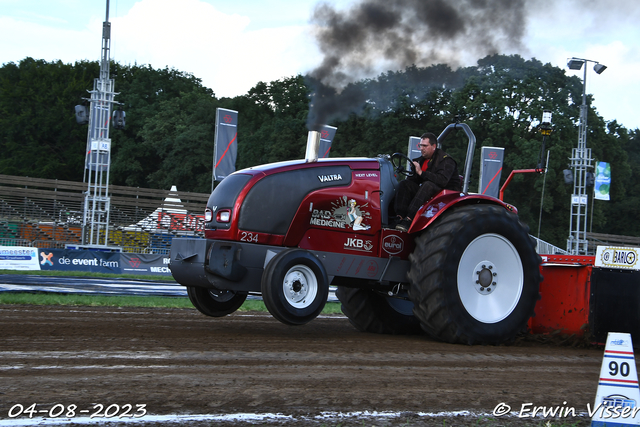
567, 59, 584, 70
594, 63, 607, 74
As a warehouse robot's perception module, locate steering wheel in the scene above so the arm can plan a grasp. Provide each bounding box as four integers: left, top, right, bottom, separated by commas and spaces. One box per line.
391, 153, 416, 177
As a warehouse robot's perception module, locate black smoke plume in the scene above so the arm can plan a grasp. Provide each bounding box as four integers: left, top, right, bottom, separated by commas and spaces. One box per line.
306, 0, 526, 130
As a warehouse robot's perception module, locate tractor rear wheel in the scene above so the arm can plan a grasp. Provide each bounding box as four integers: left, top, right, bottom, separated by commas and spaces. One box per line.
261, 249, 329, 326
408, 205, 541, 345
187, 286, 247, 317
336, 286, 423, 335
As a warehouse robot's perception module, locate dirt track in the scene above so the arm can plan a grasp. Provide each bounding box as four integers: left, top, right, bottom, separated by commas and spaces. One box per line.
0, 304, 623, 426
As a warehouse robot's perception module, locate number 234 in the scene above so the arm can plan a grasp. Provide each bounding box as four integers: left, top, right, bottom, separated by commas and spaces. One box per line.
240, 232, 258, 243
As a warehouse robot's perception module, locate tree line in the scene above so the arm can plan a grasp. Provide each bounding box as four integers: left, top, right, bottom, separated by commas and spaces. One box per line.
1, 54, 638, 248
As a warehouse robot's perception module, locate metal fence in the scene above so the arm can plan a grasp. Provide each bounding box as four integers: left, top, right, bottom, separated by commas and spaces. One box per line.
531, 236, 568, 255
0, 238, 31, 247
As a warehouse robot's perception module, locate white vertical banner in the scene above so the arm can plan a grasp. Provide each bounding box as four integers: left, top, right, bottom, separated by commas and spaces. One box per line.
213, 108, 238, 185
479, 147, 505, 198
407, 136, 421, 160
407, 136, 422, 172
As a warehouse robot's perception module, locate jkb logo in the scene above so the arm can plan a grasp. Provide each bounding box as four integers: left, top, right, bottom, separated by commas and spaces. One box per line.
345, 238, 373, 252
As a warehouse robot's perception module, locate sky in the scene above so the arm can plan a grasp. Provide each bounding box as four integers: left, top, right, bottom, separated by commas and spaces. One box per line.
0, 0, 639, 130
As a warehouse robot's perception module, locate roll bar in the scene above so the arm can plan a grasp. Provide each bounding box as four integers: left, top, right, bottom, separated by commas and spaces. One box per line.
437, 123, 476, 194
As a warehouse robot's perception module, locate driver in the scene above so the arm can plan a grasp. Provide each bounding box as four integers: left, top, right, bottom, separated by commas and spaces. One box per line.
394, 132, 461, 232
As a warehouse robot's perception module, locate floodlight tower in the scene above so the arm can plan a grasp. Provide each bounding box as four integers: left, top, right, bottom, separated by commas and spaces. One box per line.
566, 57, 606, 255
82, 0, 118, 247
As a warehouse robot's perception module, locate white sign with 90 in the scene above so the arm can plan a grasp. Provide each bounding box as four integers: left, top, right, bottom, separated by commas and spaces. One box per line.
591, 332, 640, 426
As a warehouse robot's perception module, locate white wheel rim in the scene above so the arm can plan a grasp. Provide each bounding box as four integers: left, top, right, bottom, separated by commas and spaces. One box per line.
283, 264, 318, 309
208, 289, 235, 303
457, 233, 524, 323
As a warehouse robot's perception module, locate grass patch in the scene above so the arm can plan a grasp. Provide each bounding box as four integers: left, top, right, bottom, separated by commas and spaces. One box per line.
0, 269, 343, 314
0, 292, 344, 314
0, 269, 175, 281
0, 292, 192, 308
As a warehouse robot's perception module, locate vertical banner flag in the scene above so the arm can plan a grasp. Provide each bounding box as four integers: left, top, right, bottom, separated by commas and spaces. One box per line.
318, 125, 337, 158
479, 147, 505, 198
213, 108, 238, 184
594, 161, 611, 201
407, 136, 421, 172
407, 136, 421, 160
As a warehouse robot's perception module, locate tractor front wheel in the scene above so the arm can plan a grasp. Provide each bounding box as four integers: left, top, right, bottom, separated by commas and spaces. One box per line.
261, 249, 329, 326
187, 286, 247, 317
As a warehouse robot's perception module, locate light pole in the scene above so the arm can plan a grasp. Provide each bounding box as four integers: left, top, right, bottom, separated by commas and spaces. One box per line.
566, 57, 606, 255
537, 110, 552, 240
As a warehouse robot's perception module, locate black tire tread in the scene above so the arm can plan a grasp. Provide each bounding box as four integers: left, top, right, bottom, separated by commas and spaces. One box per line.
187, 286, 247, 317
261, 249, 329, 326
336, 286, 423, 335
408, 204, 542, 345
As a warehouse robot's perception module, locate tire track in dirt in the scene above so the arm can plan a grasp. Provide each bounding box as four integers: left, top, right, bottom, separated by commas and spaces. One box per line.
0, 304, 619, 423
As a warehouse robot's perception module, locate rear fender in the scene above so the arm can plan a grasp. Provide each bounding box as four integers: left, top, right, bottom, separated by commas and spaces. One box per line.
409, 193, 518, 234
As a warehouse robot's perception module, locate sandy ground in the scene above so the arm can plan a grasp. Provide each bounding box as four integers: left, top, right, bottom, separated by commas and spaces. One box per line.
0, 304, 625, 426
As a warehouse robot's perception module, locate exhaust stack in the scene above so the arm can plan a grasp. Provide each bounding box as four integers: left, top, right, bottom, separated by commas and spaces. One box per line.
305, 131, 321, 163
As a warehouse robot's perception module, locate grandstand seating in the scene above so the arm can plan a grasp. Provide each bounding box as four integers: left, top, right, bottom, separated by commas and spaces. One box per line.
0, 221, 19, 239
150, 232, 174, 251
0, 174, 208, 253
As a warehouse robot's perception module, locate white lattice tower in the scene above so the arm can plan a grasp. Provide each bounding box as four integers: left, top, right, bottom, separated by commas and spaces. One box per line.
82, 1, 118, 246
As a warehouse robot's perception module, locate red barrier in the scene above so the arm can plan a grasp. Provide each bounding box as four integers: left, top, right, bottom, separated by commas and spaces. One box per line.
530, 255, 595, 336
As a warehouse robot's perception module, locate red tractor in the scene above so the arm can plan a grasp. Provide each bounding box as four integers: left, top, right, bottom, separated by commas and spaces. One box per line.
169, 123, 541, 345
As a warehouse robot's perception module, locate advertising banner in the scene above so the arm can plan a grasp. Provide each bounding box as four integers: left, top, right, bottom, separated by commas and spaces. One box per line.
213, 108, 238, 183
120, 253, 172, 276
318, 125, 337, 158
595, 246, 639, 271
594, 161, 611, 201
157, 212, 204, 232
479, 147, 505, 198
38, 249, 121, 274
0, 247, 174, 276
0, 246, 40, 271
36, 249, 173, 276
